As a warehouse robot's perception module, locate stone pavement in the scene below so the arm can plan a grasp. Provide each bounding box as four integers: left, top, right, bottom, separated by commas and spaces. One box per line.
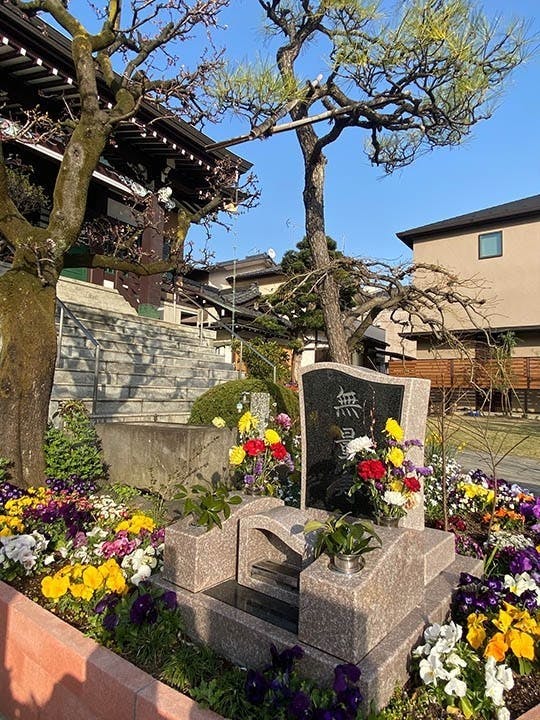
457, 450, 540, 495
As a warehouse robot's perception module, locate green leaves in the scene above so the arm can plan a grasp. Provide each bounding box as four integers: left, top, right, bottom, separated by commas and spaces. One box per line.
174, 482, 243, 532
304, 512, 381, 557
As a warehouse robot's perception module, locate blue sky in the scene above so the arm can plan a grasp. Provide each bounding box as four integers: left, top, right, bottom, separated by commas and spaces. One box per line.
189, 0, 540, 264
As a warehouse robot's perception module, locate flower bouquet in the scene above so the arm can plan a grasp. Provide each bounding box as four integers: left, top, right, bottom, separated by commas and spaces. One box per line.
227, 411, 296, 495
345, 418, 429, 522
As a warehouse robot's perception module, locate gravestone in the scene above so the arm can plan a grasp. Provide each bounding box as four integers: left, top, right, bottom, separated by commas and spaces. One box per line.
299, 363, 430, 530
250, 392, 271, 435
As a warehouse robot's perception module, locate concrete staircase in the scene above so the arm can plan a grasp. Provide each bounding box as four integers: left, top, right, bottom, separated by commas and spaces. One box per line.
53, 279, 237, 422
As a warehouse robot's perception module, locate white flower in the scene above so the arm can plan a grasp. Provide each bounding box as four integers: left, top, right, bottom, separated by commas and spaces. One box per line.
424, 624, 442, 644
444, 674, 467, 698
131, 564, 152, 585
496, 664, 514, 692
419, 654, 447, 686
496, 708, 510, 720
383, 490, 407, 507
412, 643, 432, 658
503, 572, 538, 598
439, 622, 463, 647
446, 652, 467, 668
345, 436, 374, 459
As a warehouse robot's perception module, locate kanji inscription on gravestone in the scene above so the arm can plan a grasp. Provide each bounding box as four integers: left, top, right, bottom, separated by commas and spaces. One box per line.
299, 364, 404, 514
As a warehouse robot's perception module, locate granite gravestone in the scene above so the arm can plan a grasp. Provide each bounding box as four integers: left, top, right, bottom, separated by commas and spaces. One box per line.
299, 363, 431, 530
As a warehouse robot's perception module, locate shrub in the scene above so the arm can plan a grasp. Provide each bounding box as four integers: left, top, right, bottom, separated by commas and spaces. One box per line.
233, 338, 291, 383
44, 400, 107, 481
189, 379, 299, 429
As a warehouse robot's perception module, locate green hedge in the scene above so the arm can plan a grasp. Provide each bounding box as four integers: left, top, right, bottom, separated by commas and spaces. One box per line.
189, 379, 299, 429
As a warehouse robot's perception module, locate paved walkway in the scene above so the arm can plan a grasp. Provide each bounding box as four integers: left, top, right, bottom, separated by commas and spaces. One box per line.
457, 450, 540, 495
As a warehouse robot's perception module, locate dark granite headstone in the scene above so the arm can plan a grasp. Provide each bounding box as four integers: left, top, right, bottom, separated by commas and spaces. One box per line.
300, 365, 404, 514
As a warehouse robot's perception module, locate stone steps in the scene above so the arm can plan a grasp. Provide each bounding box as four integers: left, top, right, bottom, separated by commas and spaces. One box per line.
52, 287, 237, 421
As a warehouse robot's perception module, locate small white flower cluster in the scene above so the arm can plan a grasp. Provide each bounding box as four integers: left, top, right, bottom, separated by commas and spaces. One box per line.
88, 494, 127, 523
0, 532, 48, 573
345, 436, 374, 460
484, 657, 514, 720
413, 622, 468, 698
121, 544, 163, 586
486, 530, 535, 551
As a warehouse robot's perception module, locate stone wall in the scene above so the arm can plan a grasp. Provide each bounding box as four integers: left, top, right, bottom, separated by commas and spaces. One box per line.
96, 423, 235, 496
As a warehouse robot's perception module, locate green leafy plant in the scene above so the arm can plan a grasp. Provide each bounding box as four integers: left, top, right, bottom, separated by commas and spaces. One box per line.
0, 456, 11, 483
232, 337, 291, 383
174, 482, 242, 531
44, 400, 107, 481
304, 513, 381, 558
188, 378, 299, 429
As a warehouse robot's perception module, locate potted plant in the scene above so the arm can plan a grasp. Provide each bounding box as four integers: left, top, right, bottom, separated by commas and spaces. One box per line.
304, 513, 382, 574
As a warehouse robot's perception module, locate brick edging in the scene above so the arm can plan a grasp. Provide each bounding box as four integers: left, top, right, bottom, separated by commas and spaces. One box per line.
0, 580, 222, 720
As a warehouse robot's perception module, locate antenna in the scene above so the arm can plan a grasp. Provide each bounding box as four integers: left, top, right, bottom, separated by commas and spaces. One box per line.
267, 248, 276, 260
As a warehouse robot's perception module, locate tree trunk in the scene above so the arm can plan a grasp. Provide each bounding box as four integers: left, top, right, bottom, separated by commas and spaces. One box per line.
303, 154, 351, 364
0, 268, 57, 487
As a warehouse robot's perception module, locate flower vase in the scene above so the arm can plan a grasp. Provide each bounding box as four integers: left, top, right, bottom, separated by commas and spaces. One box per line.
375, 515, 399, 528
332, 553, 365, 575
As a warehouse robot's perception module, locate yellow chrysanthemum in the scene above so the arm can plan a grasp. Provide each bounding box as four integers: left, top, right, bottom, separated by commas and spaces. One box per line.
41, 575, 70, 600
229, 445, 246, 466
386, 447, 404, 468
389, 480, 404, 493
385, 418, 404, 442
264, 429, 281, 445
212, 416, 226, 428
238, 411, 258, 434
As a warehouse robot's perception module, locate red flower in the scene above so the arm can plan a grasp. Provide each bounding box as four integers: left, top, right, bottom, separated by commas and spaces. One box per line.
404, 476, 421, 493
243, 438, 266, 456
270, 442, 288, 460
357, 459, 386, 481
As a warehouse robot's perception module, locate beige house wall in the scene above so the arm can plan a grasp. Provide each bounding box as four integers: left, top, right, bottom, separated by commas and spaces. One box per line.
412, 217, 540, 331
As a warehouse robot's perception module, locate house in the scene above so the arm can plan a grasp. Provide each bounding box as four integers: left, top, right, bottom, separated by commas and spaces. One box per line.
0, 3, 250, 318
389, 195, 540, 412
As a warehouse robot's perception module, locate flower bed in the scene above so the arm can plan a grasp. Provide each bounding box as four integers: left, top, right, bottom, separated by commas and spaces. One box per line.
0, 579, 221, 720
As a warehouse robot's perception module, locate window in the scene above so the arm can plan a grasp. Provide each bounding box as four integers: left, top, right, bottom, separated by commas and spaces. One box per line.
478, 230, 502, 259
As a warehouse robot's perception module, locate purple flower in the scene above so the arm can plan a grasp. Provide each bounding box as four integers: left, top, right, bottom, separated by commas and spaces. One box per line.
269, 644, 304, 674
103, 612, 119, 631
129, 593, 158, 625
159, 591, 177, 610
275, 413, 292, 430
287, 691, 311, 719
245, 670, 268, 705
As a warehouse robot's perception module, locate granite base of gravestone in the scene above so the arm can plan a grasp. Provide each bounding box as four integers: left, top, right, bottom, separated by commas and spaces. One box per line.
299, 363, 430, 530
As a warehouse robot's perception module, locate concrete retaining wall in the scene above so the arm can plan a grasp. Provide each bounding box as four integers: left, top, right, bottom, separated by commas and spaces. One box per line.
96, 423, 236, 495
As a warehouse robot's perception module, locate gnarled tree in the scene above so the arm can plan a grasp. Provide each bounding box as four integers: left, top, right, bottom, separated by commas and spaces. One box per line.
0, 0, 252, 486
211, 0, 528, 362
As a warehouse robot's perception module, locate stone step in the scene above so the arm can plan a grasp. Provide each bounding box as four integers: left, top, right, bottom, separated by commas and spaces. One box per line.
58, 344, 228, 367
60, 302, 216, 341
53, 368, 232, 388
57, 277, 137, 315
55, 359, 236, 381
423, 526, 456, 585
52, 381, 208, 402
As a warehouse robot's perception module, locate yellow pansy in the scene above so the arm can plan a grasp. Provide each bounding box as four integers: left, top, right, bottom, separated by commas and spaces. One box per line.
507, 629, 535, 660
385, 418, 404, 442
115, 514, 155, 534
229, 445, 246, 466
0, 515, 24, 535
264, 429, 281, 445
466, 612, 487, 650
238, 411, 258, 434
386, 447, 404, 468
41, 575, 70, 600
83, 565, 104, 590
69, 583, 94, 601
105, 572, 127, 594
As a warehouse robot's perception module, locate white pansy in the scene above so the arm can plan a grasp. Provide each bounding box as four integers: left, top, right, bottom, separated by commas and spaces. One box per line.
345, 436, 374, 459
503, 572, 538, 598
131, 564, 152, 585
419, 654, 447, 686
496, 708, 510, 720
412, 642, 432, 658
446, 652, 467, 668
424, 624, 442, 644
495, 664, 514, 691
439, 622, 463, 646
444, 674, 467, 698
383, 490, 407, 507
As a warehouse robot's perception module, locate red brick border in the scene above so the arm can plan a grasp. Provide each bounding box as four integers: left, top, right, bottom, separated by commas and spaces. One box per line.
0, 581, 222, 720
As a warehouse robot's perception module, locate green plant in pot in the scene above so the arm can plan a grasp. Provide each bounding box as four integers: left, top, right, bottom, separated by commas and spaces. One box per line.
304, 513, 382, 574
174, 482, 242, 531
